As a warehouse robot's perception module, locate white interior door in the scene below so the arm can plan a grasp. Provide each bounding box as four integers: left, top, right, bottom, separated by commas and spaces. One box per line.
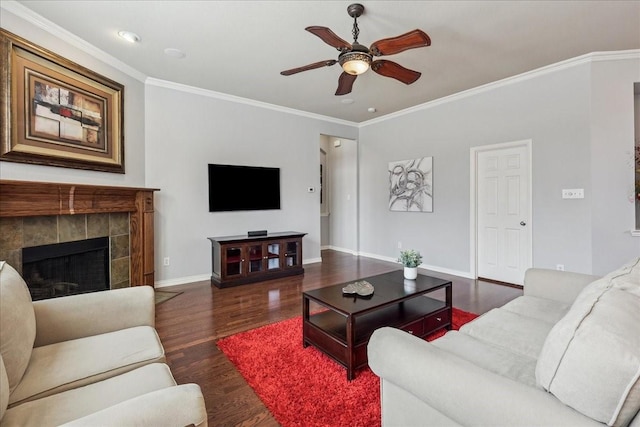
476, 143, 531, 285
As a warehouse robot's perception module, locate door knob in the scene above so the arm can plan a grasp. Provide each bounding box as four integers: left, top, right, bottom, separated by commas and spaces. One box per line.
520, 221, 526, 226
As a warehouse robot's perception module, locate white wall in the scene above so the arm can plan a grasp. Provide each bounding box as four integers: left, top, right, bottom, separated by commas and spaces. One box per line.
358, 53, 640, 277
589, 56, 640, 273
144, 83, 357, 284
328, 137, 358, 254
0, 9, 146, 188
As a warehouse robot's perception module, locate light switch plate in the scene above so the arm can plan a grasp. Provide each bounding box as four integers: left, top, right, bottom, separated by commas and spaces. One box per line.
562, 189, 584, 199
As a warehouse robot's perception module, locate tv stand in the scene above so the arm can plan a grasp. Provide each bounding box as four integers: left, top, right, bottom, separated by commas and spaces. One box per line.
208, 231, 306, 288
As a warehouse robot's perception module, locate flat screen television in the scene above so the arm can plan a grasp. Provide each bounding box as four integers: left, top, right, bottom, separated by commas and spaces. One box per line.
208, 164, 281, 212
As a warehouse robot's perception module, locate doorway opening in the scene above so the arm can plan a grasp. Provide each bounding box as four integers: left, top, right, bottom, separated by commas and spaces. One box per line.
319, 135, 358, 256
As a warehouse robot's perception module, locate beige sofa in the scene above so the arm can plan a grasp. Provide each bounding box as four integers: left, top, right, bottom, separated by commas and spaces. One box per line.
0, 261, 207, 426
368, 257, 640, 426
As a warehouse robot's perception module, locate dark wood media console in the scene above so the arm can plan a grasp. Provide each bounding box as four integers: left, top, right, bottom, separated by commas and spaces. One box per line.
208, 231, 306, 288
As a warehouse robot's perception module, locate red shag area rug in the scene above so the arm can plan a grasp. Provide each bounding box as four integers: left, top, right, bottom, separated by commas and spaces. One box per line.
217, 307, 478, 427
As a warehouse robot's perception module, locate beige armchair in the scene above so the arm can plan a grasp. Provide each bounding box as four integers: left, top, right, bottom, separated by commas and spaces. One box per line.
0, 261, 207, 426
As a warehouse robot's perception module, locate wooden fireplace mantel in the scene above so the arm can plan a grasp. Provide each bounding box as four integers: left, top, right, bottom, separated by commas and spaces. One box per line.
0, 180, 159, 287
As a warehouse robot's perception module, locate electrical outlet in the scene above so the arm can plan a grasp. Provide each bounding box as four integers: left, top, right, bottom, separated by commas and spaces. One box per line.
397, 241, 402, 249
163, 257, 170, 266
556, 264, 564, 271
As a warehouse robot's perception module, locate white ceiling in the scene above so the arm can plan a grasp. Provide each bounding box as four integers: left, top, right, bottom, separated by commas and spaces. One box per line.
9, 0, 640, 123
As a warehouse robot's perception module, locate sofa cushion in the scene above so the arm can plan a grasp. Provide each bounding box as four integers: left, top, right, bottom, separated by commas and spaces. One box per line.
536, 257, 640, 427
1, 363, 176, 426
459, 308, 555, 358
433, 331, 538, 387
0, 261, 36, 394
8, 325, 165, 406
499, 295, 570, 324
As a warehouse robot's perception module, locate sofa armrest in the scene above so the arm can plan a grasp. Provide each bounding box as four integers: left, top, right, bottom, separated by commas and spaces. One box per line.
523, 268, 600, 304
33, 286, 155, 347
60, 383, 207, 427
368, 327, 600, 426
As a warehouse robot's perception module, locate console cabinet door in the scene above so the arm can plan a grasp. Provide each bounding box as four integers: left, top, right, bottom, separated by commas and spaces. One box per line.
247, 242, 282, 275
247, 243, 264, 274
221, 245, 245, 280
265, 242, 282, 271
283, 238, 302, 268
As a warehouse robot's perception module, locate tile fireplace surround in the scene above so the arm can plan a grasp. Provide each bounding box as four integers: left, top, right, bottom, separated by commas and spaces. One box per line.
0, 180, 158, 289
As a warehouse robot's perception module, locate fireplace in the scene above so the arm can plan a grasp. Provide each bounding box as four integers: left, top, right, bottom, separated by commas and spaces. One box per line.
0, 180, 158, 288
22, 237, 110, 300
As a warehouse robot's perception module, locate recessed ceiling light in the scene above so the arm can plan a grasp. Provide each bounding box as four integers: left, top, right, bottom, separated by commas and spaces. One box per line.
164, 48, 186, 59
341, 99, 354, 105
118, 30, 141, 43
367, 107, 376, 113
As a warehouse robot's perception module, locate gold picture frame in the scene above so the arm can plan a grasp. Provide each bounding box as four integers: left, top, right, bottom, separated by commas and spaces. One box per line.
1, 29, 124, 173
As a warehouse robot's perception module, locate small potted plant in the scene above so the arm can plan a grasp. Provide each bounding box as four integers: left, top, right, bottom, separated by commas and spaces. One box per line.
398, 249, 422, 280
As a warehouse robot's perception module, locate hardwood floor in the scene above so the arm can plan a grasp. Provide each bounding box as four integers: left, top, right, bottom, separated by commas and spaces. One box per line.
154, 250, 523, 427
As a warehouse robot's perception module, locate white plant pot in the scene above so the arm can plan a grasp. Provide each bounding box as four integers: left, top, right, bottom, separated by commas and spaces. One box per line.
404, 267, 418, 280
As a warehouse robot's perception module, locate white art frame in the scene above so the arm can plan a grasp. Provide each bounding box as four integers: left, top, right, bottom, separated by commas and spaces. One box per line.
388, 156, 433, 212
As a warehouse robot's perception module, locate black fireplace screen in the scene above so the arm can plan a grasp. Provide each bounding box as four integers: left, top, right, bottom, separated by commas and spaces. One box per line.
22, 237, 110, 301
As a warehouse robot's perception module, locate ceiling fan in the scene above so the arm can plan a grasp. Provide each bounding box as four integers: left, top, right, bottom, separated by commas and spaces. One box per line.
280, 3, 431, 96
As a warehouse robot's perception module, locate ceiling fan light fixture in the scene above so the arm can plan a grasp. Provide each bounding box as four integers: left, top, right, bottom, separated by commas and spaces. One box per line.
339, 51, 372, 75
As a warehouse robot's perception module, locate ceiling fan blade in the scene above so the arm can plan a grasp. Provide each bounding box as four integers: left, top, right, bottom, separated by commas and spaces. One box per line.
335, 72, 357, 96
306, 26, 351, 51
280, 59, 337, 76
370, 29, 431, 56
371, 60, 421, 85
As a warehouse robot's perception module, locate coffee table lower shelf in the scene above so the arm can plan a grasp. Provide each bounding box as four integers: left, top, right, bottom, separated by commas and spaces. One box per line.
303, 296, 450, 380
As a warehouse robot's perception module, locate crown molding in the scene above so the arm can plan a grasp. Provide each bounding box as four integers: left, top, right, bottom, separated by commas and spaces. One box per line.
1, 0, 147, 82
360, 49, 640, 127
145, 78, 358, 127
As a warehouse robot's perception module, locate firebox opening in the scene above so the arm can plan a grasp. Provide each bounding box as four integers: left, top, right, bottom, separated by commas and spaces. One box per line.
22, 237, 110, 301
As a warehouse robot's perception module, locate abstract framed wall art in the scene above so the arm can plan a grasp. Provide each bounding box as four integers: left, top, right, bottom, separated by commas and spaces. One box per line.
0, 29, 124, 173
388, 156, 433, 212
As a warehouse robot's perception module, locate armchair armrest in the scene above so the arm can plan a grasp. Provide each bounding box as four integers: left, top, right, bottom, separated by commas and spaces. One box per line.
368, 327, 599, 426
33, 286, 155, 347
60, 383, 207, 427
523, 268, 599, 304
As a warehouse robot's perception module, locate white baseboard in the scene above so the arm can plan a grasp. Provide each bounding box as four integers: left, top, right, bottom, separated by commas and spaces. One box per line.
322, 245, 358, 256
303, 257, 322, 265
356, 251, 474, 279
155, 273, 210, 288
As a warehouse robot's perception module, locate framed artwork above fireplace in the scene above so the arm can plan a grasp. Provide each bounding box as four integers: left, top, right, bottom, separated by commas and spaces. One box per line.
0, 29, 125, 173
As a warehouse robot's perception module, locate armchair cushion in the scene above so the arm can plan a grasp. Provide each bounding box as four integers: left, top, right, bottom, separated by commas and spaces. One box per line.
32, 286, 155, 347
8, 325, 165, 407
536, 257, 640, 427
60, 383, 207, 427
0, 262, 36, 394
1, 363, 187, 426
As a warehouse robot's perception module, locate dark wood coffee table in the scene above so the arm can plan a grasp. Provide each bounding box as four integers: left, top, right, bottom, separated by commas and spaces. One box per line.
302, 270, 452, 380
